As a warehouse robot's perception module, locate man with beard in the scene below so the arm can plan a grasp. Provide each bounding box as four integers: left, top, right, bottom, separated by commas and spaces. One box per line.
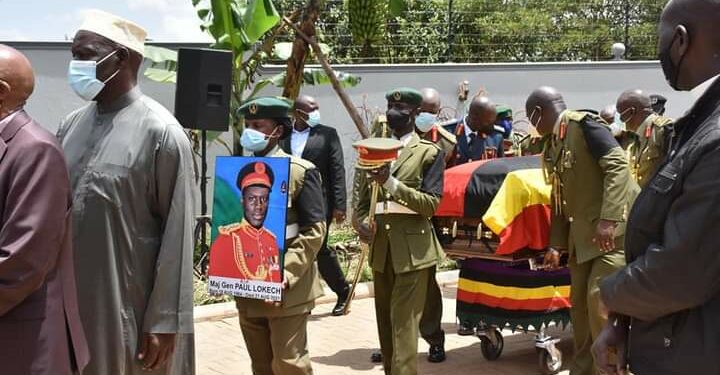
355, 87, 445, 374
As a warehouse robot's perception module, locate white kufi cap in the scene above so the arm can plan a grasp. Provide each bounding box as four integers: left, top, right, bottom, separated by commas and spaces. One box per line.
78, 9, 147, 55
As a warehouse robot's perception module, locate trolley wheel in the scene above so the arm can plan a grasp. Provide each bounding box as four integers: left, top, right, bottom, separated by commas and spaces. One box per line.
537, 347, 562, 375
479, 328, 504, 361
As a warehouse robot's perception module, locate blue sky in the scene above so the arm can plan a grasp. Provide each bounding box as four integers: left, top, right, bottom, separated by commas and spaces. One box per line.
1, 0, 213, 42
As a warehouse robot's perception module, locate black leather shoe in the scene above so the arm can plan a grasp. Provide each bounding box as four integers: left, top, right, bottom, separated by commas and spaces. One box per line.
370, 351, 383, 363
427, 344, 446, 363
457, 323, 475, 336
331, 298, 348, 316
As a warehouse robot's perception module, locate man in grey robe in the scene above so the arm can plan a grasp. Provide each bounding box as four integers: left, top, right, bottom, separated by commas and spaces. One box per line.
57, 10, 196, 374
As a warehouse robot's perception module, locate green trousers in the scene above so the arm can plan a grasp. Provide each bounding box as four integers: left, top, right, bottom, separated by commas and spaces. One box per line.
374, 255, 431, 375
419, 265, 445, 346
568, 250, 625, 375
238, 311, 313, 375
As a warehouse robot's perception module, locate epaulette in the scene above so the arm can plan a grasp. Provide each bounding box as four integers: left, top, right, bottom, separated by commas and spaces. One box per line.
653, 115, 674, 127
290, 155, 316, 172
219, 222, 242, 235
564, 110, 591, 123
436, 125, 457, 144
261, 227, 278, 241
418, 139, 442, 152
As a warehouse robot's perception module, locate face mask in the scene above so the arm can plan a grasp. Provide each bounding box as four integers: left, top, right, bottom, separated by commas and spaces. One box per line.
387, 108, 412, 130
609, 112, 626, 137
306, 110, 321, 127
241, 128, 270, 152
415, 112, 437, 133
68, 50, 120, 101
658, 33, 686, 90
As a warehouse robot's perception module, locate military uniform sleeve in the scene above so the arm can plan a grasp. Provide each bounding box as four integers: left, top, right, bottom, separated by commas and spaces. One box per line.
284, 167, 327, 289
327, 128, 347, 213
0, 141, 70, 315
601, 145, 720, 322
353, 169, 371, 224
384, 147, 444, 218
143, 124, 196, 334
581, 118, 630, 222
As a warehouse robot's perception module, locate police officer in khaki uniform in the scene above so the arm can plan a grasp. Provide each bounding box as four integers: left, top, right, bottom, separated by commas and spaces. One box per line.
525, 87, 634, 375
355, 88, 446, 375
236, 97, 327, 375
616, 89, 674, 188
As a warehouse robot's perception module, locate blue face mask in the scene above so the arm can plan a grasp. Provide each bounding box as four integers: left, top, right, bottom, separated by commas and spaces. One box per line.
68, 50, 120, 101
609, 112, 626, 137
241, 128, 271, 152
415, 112, 437, 133
306, 110, 321, 127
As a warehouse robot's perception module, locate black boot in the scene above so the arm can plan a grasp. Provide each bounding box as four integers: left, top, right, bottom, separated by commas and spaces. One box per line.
370, 351, 383, 363
331, 285, 351, 316
427, 343, 446, 363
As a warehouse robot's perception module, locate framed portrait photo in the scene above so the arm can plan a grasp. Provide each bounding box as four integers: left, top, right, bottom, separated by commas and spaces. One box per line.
208, 156, 291, 302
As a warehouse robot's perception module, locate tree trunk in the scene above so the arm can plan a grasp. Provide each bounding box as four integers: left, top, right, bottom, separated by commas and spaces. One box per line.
282, 0, 322, 100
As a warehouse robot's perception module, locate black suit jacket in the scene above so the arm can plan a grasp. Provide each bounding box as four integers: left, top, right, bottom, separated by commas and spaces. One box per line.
281, 124, 347, 217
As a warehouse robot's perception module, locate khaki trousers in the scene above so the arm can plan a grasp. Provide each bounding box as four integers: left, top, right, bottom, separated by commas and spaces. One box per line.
238, 311, 312, 375
568, 250, 626, 375
419, 265, 445, 346
373, 256, 430, 375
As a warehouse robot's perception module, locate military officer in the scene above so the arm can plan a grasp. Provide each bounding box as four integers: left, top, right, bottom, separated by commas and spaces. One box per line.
616, 89, 674, 188
209, 161, 281, 283
417, 88, 457, 166
235, 97, 327, 375
526, 87, 634, 375
451, 95, 504, 165
355, 88, 446, 375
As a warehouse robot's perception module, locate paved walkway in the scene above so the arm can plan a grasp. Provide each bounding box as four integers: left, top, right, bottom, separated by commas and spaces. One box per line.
196, 286, 573, 375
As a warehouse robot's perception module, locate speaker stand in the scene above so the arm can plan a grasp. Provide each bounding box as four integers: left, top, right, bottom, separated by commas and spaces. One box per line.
194, 129, 212, 278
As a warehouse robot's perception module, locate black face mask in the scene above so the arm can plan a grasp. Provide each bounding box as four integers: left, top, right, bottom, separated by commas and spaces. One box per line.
658, 33, 686, 90
386, 108, 412, 130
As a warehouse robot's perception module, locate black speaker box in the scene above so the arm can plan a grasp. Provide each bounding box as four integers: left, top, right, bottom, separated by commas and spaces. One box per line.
174, 48, 233, 131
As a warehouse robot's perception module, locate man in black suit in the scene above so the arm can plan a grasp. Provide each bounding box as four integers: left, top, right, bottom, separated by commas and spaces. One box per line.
282, 95, 350, 316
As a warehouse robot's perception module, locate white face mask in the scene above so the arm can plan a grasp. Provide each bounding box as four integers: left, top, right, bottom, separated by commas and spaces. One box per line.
67, 50, 120, 101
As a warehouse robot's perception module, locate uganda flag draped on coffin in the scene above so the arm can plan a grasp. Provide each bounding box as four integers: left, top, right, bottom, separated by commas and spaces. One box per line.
457, 259, 571, 331
435, 156, 552, 255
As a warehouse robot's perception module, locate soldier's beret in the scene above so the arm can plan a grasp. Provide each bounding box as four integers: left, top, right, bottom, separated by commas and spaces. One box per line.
353, 137, 404, 170
238, 96, 293, 120
237, 161, 275, 190
650, 94, 667, 112
385, 87, 423, 106
496, 105, 513, 119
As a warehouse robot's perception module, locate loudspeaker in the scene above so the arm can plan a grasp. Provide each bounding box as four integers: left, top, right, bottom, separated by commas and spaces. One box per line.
174, 48, 233, 131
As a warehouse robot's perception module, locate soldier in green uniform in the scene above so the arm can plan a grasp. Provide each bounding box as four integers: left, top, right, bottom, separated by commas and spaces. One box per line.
525, 87, 635, 375
355, 88, 446, 375
615, 89, 674, 188
235, 97, 327, 375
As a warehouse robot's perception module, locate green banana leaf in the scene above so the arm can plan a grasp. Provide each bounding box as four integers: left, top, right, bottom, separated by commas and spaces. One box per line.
194, 0, 280, 52
269, 68, 362, 88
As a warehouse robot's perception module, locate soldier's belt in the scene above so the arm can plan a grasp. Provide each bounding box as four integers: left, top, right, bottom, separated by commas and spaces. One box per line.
375, 202, 419, 215
286, 223, 299, 240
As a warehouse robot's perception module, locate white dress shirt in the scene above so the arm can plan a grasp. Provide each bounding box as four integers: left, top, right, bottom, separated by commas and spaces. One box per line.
290, 127, 311, 157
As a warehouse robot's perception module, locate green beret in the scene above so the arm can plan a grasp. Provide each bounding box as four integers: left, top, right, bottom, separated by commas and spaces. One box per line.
496, 105, 513, 119
385, 87, 422, 106
238, 96, 293, 119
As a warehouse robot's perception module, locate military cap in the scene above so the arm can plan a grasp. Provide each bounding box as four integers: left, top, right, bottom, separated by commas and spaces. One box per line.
353, 137, 404, 170
237, 161, 275, 190
385, 87, 423, 106
238, 96, 293, 120
650, 94, 668, 114
496, 105, 513, 119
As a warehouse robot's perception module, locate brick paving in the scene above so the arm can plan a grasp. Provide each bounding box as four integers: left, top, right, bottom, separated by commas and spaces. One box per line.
196, 286, 573, 375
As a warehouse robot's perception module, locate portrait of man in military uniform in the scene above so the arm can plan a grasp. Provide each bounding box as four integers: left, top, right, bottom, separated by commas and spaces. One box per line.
209, 158, 291, 301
